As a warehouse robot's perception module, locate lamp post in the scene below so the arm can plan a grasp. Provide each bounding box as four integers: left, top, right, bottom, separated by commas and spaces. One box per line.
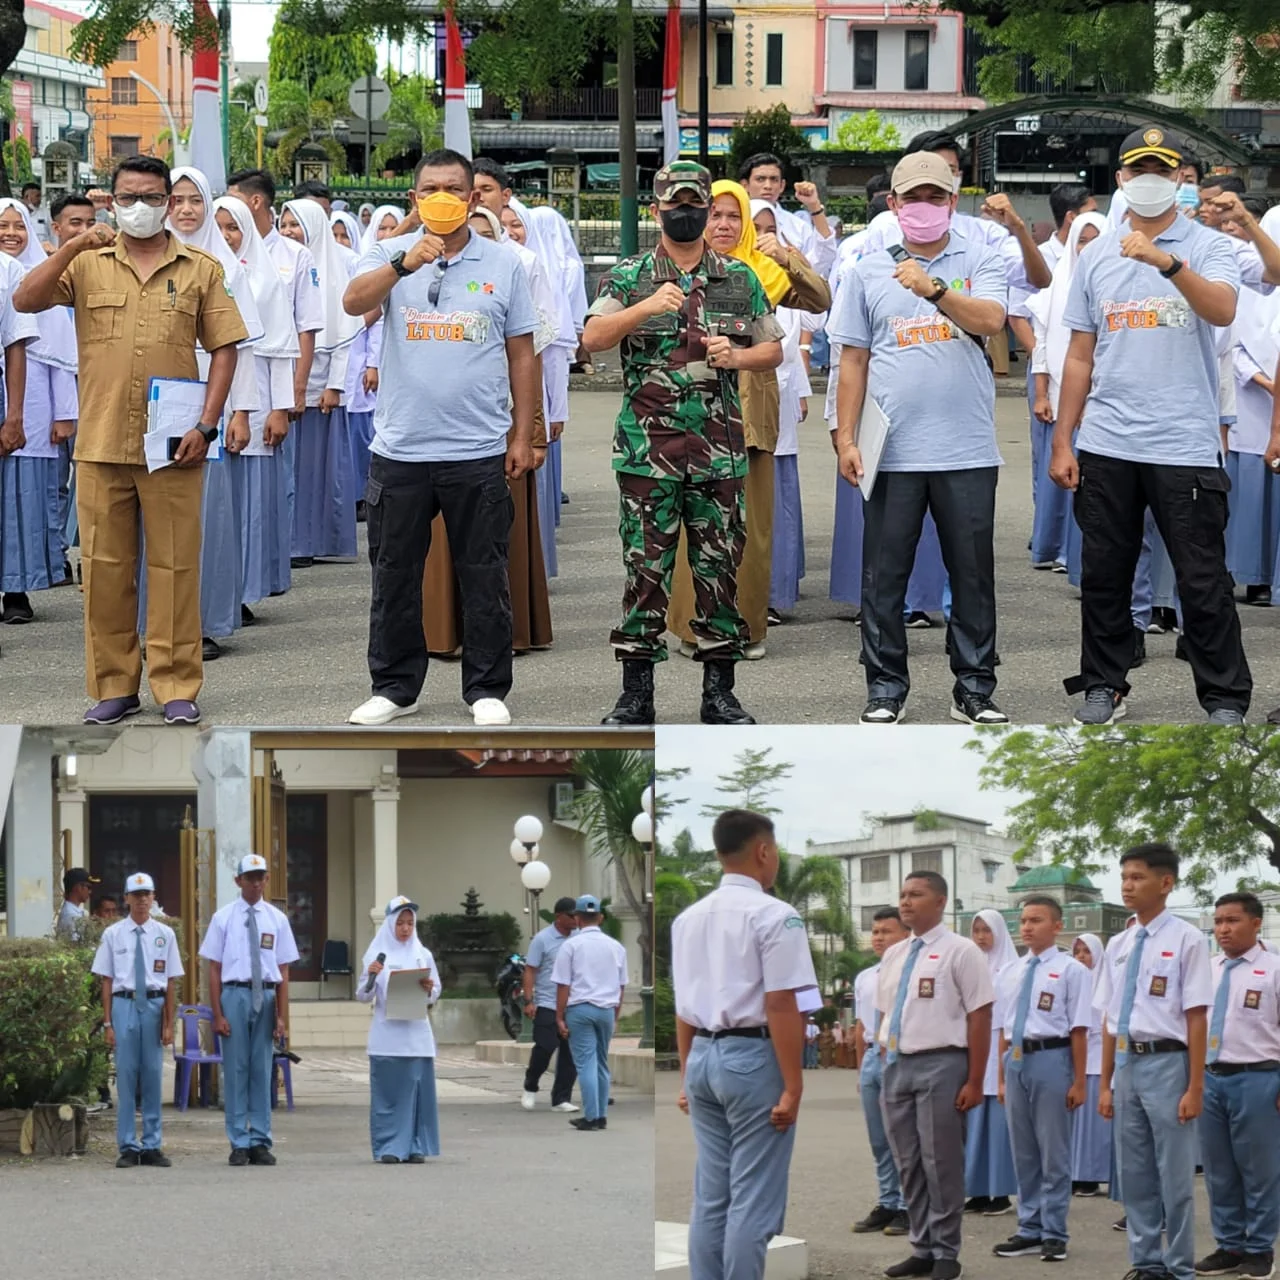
511, 815, 544, 1044
633, 785, 655, 1050
128, 72, 187, 168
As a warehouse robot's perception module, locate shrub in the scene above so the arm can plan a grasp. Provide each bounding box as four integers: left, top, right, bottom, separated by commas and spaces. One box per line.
654, 975, 675, 1054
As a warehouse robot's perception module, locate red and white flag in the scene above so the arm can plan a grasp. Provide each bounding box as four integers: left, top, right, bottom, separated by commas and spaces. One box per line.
189, 0, 224, 190
444, 3, 471, 160
662, 0, 681, 165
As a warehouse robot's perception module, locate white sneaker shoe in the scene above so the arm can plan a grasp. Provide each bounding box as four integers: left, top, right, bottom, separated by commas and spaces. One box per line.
551, 1101, 580, 1113
520, 1091, 537, 1111
471, 697, 511, 726
348, 696, 420, 726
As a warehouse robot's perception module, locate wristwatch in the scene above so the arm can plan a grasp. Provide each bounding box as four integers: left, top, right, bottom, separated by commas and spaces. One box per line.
1160, 254, 1184, 279
927, 278, 949, 304
389, 249, 413, 279
197, 423, 219, 443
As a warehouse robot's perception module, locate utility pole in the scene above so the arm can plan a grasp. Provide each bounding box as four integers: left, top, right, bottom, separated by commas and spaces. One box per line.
698, 0, 709, 167
618, 0, 638, 257
218, 0, 231, 168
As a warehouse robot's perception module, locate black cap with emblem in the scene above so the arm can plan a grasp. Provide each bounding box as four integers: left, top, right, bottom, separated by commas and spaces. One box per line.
1119, 126, 1184, 169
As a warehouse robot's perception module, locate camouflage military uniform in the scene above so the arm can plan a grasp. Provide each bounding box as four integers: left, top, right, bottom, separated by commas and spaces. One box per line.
588, 243, 783, 662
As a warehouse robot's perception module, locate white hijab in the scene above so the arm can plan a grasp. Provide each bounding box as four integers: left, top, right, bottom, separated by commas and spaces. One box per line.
525, 203, 588, 331
1027, 211, 1108, 415
514, 200, 577, 347
767, 201, 811, 253
212, 195, 299, 360
283, 198, 362, 353
492, 202, 558, 357
361, 896, 435, 974
1075, 932, 1105, 994
1235, 259, 1280, 375
330, 209, 361, 255
167, 166, 263, 345
361, 204, 406, 255
973, 907, 1019, 978
0, 198, 76, 373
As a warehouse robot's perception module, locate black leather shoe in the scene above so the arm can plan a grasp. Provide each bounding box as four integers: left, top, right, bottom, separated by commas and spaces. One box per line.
569, 1117, 598, 1131
853, 1205, 897, 1234
247, 1145, 276, 1165
241, 604, 256, 627
380, 1154, 401, 1164
115, 1151, 140, 1167
202, 637, 221, 661
883, 1258, 933, 1279
700, 659, 755, 725
602, 659, 655, 725
139, 1149, 171, 1167
291, 556, 313, 569
228, 1147, 250, 1166
406, 1154, 426, 1164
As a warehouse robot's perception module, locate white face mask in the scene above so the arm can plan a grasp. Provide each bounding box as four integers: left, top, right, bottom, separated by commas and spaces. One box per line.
952, 174, 962, 195
1121, 173, 1177, 219
114, 200, 169, 239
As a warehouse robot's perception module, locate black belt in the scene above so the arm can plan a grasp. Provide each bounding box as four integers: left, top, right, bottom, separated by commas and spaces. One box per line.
898, 1047, 967, 1058
696, 1027, 770, 1041
223, 980, 278, 990
1129, 1039, 1186, 1056
1207, 1059, 1280, 1077
1022, 1036, 1071, 1054
113, 989, 166, 999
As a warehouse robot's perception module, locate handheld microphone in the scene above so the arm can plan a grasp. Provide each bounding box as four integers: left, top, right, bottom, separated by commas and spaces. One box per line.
366, 952, 386, 994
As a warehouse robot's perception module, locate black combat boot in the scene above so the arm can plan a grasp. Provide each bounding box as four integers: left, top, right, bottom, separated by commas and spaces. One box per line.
700, 660, 755, 725
602, 660, 655, 725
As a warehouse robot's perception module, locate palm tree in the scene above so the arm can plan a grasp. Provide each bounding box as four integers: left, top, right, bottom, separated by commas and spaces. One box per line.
658, 827, 718, 890
371, 73, 442, 174
268, 76, 346, 181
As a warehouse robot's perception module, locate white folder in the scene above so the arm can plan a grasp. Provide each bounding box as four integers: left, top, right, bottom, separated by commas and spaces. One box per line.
856, 395, 892, 502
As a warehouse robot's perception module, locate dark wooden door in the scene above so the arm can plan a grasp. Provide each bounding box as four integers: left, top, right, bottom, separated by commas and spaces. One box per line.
285, 795, 327, 981
88, 794, 197, 921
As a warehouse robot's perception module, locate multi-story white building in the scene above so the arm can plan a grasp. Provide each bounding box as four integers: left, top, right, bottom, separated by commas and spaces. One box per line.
809, 811, 1037, 935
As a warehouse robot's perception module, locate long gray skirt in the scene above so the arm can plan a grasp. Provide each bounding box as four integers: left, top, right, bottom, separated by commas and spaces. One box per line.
369, 1055, 440, 1162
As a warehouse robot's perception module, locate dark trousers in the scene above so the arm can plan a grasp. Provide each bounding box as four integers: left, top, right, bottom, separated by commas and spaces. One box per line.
861, 467, 999, 701
1069, 450, 1251, 713
523, 1007, 577, 1105
365, 452, 514, 706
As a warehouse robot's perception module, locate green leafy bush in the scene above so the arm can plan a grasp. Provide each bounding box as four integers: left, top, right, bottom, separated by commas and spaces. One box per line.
655, 976, 675, 1054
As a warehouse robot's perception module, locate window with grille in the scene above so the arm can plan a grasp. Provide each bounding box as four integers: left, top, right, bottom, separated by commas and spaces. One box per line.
861, 855, 890, 883
110, 78, 137, 106
765, 33, 784, 86
854, 31, 878, 89
912, 850, 942, 874
904, 31, 930, 91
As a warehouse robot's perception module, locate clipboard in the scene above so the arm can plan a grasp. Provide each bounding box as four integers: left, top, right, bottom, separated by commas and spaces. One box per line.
855, 395, 891, 502
384, 966, 434, 1022
143, 377, 223, 473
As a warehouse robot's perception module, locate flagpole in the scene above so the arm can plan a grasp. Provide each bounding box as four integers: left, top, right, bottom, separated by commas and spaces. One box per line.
218, 0, 230, 174
698, 0, 709, 168
618, 0, 637, 257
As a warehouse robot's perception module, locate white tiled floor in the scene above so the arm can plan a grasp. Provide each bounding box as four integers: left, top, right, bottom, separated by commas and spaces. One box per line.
654, 1222, 809, 1279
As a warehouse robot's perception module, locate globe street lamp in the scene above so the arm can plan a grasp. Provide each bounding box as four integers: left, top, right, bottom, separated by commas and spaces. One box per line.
513, 816, 546, 1043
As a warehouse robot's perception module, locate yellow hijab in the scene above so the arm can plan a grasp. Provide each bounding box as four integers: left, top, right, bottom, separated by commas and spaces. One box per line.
709, 179, 791, 306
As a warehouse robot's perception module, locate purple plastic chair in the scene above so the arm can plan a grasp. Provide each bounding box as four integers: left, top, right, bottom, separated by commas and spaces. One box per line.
173, 1004, 223, 1111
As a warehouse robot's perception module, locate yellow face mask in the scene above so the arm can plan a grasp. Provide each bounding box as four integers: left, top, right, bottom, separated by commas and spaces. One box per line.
417, 191, 471, 235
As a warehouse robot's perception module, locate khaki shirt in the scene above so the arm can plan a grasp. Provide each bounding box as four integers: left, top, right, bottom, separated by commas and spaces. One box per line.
51, 234, 248, 465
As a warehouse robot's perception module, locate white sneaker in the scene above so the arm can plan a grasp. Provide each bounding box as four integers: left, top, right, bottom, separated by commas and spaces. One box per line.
471, 697, 511, 726
520, 1091, 537, 1111
744, 641, 766, 660
551, 1101, 580, 1113
348, 696, 420, 726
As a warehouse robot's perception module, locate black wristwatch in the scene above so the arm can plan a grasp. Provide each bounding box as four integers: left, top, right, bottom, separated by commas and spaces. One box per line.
1160, 254, 1184, 279
927, 278, 949, 304
197, 423, 220, 443
389, 249, 413, 279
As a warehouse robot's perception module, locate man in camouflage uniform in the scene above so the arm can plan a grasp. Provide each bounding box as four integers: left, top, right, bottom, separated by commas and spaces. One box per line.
583, 161, 784, 725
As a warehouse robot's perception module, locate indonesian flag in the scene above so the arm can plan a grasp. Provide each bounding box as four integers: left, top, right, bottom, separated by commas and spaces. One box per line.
444, 3, 471, 160
662, 0, 681, 165
190, 0, 225, 191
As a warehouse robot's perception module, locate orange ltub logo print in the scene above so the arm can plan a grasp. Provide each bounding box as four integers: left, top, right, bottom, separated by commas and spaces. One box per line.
400, 306, 491, 344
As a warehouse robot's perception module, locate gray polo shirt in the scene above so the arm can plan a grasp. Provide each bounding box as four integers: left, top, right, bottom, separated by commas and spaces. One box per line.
527, 923, 573, 1010
56, 900, 87, 942
1063, 213, 1240, 467
358, 228, 537, 463
827, 223, 1007, 472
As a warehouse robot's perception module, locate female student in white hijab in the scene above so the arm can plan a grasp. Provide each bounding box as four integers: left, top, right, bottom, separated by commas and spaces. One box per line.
356, 896, 442, 1163
361, 205, 407, 255
1026, 211, 1107, 573
148, 167, 264, 662
213, 195, 300, 615
965, 908, 1020, 1215
1068, 933, 1111, 1196
0, 198, 74, 622
277, 198, 363, 565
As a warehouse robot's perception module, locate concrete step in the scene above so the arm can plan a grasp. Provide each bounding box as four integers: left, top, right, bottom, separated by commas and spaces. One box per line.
474, 1038, 654, 1093
288, 996, 508, 1048
655, 1223, 808, 1279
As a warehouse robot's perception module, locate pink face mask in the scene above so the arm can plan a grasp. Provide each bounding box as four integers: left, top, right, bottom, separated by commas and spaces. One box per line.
897, 199, 952, 243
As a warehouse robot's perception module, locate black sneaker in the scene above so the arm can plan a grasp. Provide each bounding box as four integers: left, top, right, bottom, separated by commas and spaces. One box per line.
886, 1211, 910, 1236
1239, 1255, 1275, 1279
202, 636, 221, 662
139, 1149, 171, 1167
228, 1147, 250, 1166
993, 1235, 1043, 1257
380, 1154, 401, 1164
1245, 585, 1272, 607
115, 1151, 140, 1167
1175, 635, 1189, 663
1113, 1217, 1128, 1232
767, 608, 784, 626
964, 1197, 992, 1214
291, 556, 313, 569
905, 611, 933, 629
1075, 686, 1126, 725
951, 690, 1009, 725
1072, 1181, 1100, 1197
931, 1262, 961, 1280
862, 697, 906, 724
569, 1117, 598, 1131
1194, 1250, 1244, 1275
406, 1154, 426, 1164
884, 1258, 934, 1279
241, 604, 256, 627
854, 1205, 898, 1233
1, 592, 33, 624
984, 1197, 1014, 1216
247, 1145, 276, 1165
1041, 1241, 1067, 1263
1130, 629, 1147, 670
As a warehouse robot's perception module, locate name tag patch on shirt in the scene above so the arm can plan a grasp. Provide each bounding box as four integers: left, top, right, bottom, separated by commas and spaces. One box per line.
260, 932, 274, 950
1245, 989, 1262, 1010
156, 936, 166, 946
1038, 991, 1055, 1012
153, 959, 165, 974
1149, 975, 1168, 998
918, 977, 935, 999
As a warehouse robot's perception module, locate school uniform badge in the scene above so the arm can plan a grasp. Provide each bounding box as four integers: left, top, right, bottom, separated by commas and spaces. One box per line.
917, 977, 935, 999
1037, 991, 1055, 1012
153, 959, 166, 974
1149, 975, 1167, 997
1244, 989, 1262, 1010
261, 932, 275, 950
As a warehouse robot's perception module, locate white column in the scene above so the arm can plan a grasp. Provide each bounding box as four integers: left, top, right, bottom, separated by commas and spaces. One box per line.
59, 787, 88, 871
192, 728, 253, 909
6, 730, 56, 937
369, 782, 400, 927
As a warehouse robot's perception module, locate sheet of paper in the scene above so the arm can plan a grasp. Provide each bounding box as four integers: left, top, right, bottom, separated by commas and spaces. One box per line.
144, 377, 222, 473
385, 967, 434, 1022
856, 395, 891, 502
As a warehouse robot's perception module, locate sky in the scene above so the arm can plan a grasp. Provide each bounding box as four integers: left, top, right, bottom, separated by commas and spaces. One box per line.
655, 726, 1244, 913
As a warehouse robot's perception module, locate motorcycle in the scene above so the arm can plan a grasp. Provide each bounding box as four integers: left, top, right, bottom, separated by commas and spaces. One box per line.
495, 953, 526, 1040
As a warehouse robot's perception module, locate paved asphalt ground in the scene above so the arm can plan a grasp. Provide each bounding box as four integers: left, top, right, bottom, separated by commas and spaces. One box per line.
656, 1069, 1216, 1280
0, 1050, 652, 1280
6, 381, 1280, 727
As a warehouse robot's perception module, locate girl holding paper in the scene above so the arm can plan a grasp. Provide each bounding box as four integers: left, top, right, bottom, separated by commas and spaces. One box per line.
356, 895, 443, 1164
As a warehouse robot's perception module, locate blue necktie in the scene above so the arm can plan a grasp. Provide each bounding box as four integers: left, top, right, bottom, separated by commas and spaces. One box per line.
247, 906, 264, 1014
1115, 927, 1149, 1067
133, 926, 147, 1007
1007, 955, 1040, 1073
885, 937, 925, 1066
1208, 957, 1246, 1064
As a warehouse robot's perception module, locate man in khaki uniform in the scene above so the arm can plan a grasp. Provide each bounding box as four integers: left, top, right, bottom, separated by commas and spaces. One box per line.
15, 156, 247, 726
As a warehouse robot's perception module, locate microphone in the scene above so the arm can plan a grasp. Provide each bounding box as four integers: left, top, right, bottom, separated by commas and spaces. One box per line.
366, 952, 386, 995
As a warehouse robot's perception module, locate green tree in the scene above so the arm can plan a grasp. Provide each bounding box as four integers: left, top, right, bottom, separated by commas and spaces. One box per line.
268, 0, 376, 87
699, 747, 793, 820
774, 852, 854, 948
371, 72, 442, 174
973, 726, 1280, 904
727, 105, 812, 186
2, 135, 32, 186
825, 110, 901, 153
268, 77, 349, 181
658, 827, 719, 889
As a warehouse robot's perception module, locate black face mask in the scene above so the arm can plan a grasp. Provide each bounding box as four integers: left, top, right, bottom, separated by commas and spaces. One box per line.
660, 204, 709, 243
